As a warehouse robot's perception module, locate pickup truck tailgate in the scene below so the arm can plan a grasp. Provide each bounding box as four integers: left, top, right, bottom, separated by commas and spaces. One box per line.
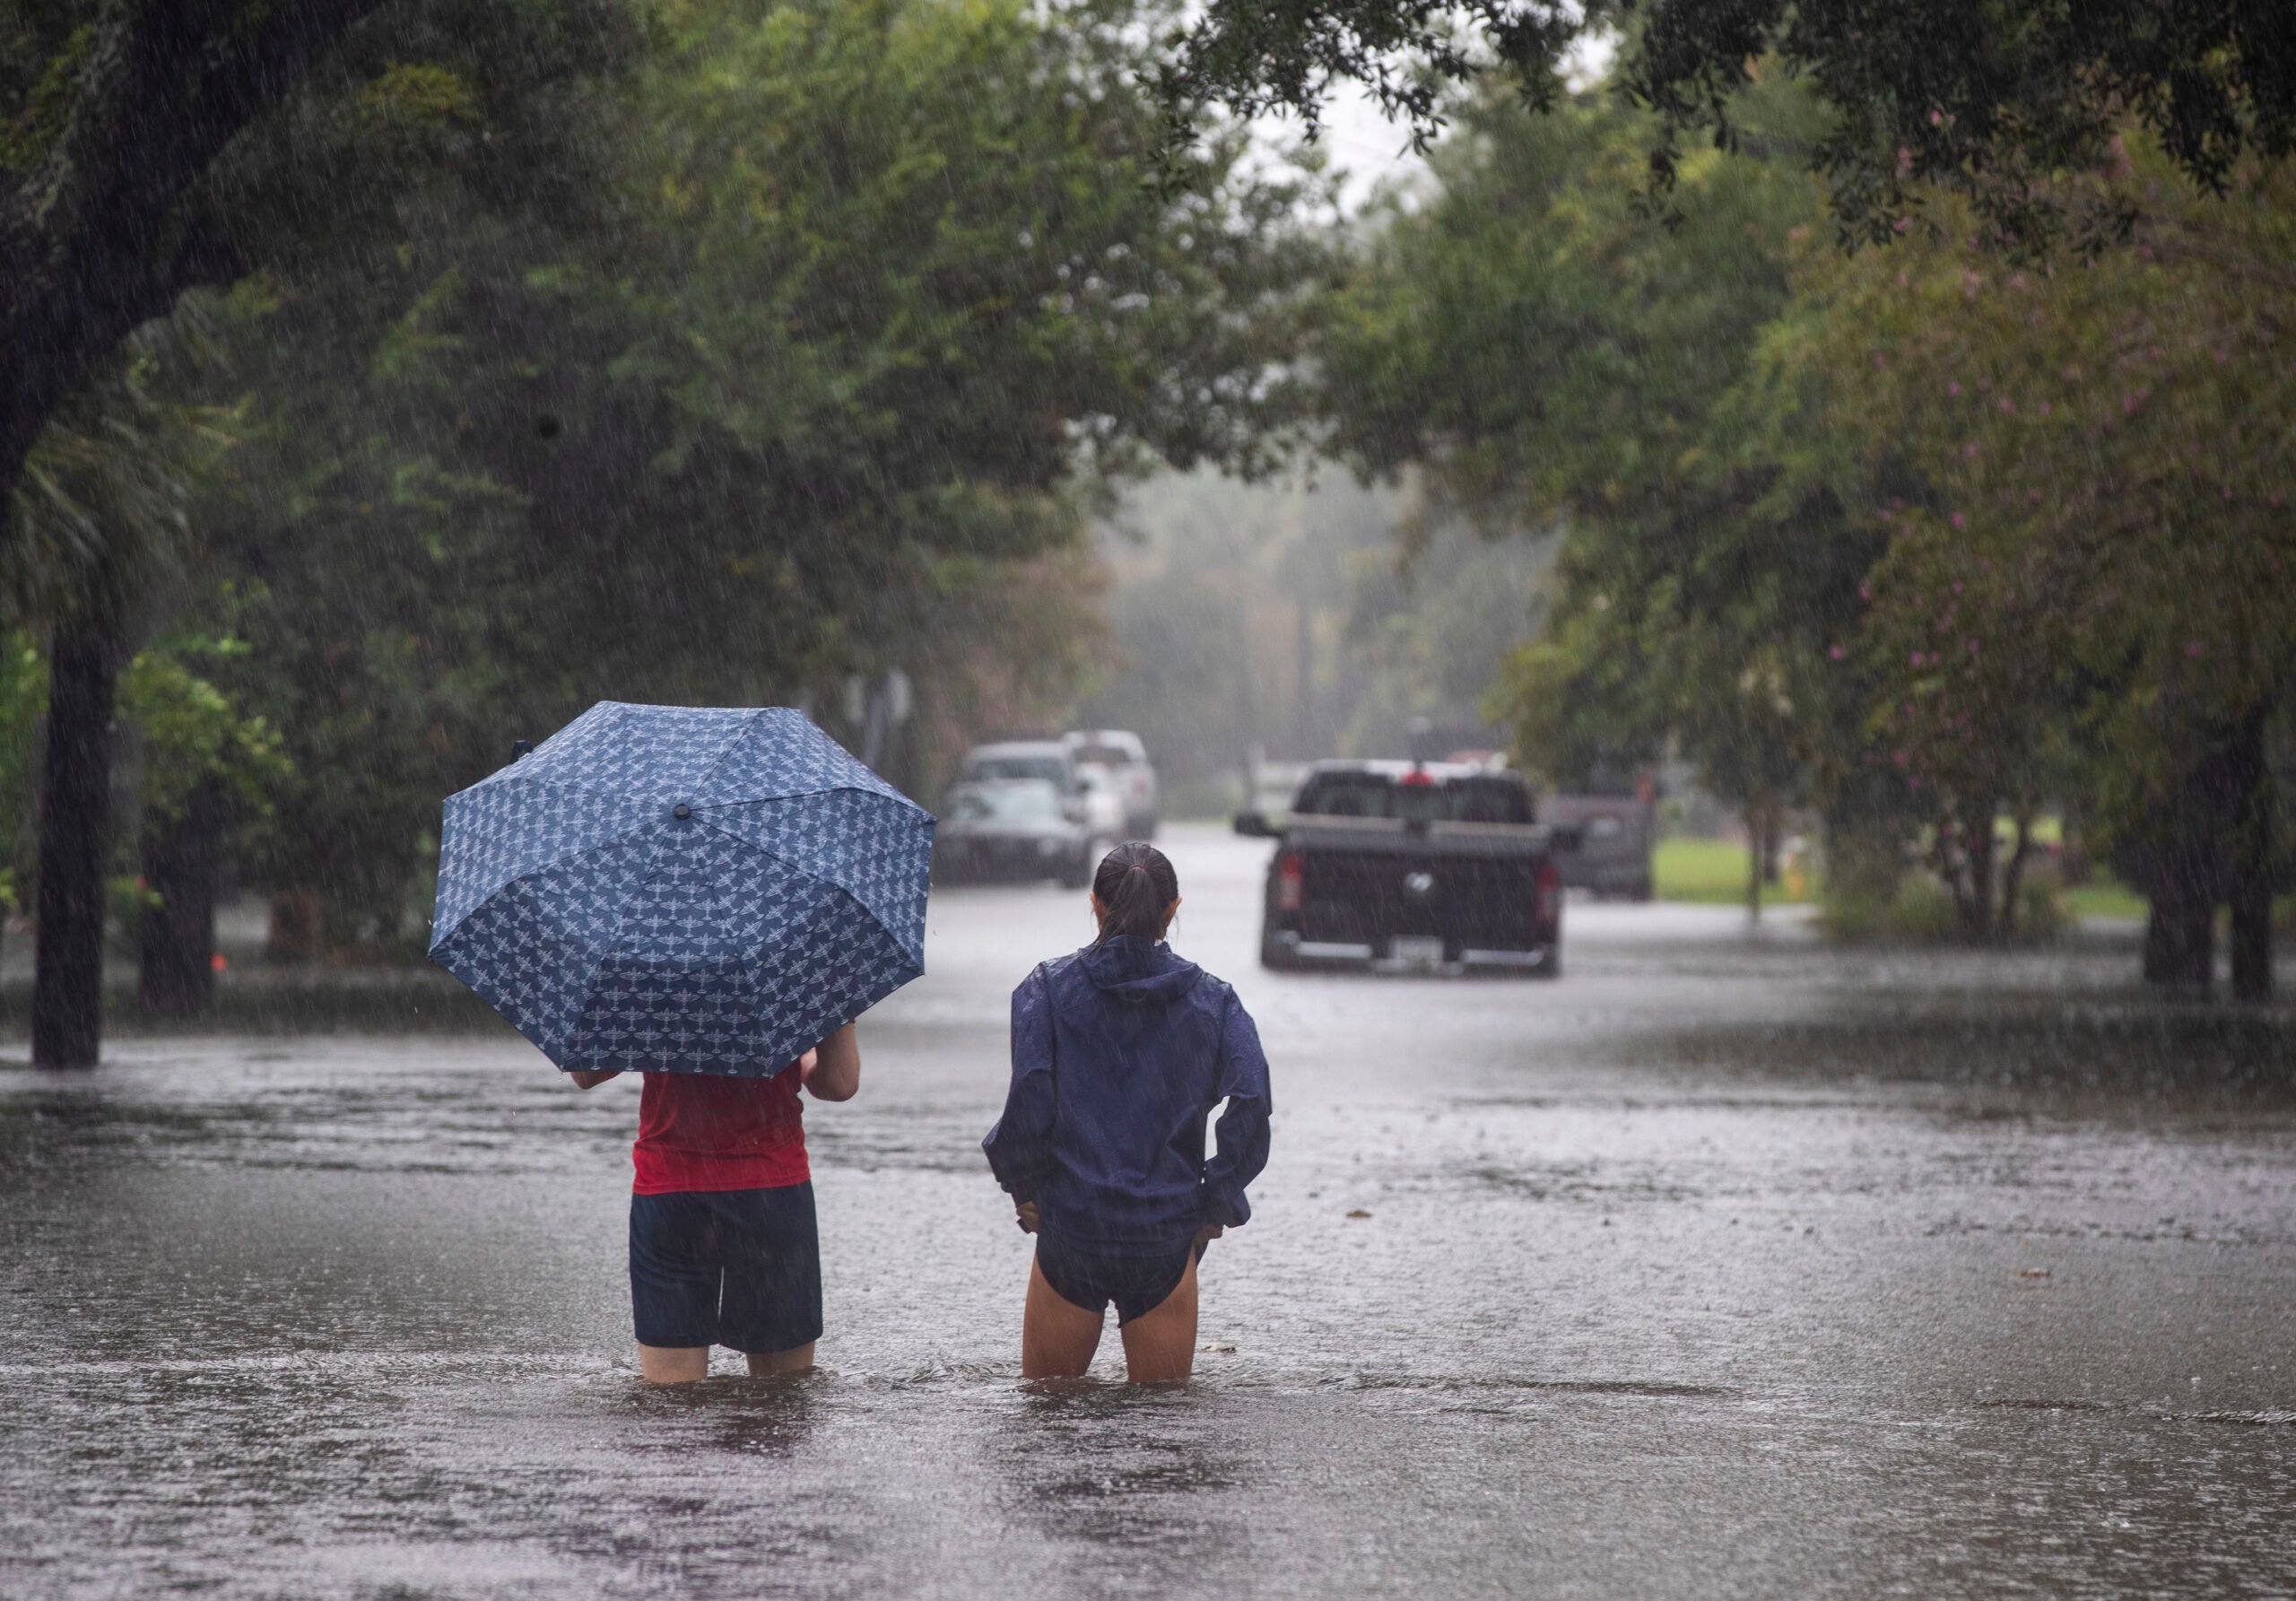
1287, 818, 1555, 951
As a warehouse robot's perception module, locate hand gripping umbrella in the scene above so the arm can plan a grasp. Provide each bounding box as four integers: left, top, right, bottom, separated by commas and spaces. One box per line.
429, 702, 933, 1076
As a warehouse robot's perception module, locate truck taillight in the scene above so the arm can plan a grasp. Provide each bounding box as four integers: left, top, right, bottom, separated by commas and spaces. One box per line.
1535, 858, 1561, 925
1275, 850, 1305, 912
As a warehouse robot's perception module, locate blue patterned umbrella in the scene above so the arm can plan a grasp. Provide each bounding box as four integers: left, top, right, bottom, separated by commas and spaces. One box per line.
428, 702, 933, 1076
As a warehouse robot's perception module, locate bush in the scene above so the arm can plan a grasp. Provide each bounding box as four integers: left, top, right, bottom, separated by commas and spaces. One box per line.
2012, 874, 2070, 941
1821, 871, 2066, 944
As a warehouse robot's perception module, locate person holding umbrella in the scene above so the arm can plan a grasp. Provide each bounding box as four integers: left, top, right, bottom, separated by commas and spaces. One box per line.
984, 842, 1272, 1384
429, 703, 935, 1384
568, 1022, 858, 1381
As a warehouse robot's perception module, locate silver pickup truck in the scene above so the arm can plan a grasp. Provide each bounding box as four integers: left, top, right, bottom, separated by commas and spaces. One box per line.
1235, 761, 1567, 976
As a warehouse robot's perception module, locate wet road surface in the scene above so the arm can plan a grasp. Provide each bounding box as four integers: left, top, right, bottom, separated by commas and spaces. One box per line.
4, 825, 2293, 1597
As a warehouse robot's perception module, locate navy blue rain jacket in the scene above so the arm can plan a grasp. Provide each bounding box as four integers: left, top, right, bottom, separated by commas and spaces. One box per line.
982, 936, 1272, 1254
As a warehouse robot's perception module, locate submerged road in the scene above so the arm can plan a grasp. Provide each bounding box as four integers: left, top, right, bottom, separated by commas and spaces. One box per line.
3, 824, 2292, 1597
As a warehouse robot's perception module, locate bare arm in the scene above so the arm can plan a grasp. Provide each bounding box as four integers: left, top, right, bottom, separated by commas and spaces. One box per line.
799, 1022, 861, 1101
567, 1069, 622, 1090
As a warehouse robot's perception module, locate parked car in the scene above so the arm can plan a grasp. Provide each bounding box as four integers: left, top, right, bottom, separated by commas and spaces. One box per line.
1235, 761, 1567, 975
935, 779, 1096, 888
1541, 793, 1657, 901
1074, 763, 1128, 841
961, 740, 1079, 796
1063, 728, 1159, 838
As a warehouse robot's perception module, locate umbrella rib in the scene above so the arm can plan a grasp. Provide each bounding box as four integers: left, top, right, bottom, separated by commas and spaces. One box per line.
550, 821, 683, 1063
688, 707, 768, 805
689, 798, 926, 962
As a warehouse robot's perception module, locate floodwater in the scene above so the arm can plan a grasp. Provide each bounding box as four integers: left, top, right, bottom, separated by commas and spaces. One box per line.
4, 826, 2293, 1598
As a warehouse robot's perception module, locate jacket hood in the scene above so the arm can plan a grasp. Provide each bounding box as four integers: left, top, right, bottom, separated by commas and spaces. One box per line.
1076, 935, 1201, 1002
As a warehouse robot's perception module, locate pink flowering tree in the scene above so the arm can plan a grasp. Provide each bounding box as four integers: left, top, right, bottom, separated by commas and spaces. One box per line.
1805, 136, 2296, 984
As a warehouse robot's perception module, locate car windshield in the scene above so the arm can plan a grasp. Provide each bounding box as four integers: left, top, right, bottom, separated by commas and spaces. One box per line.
950, 781, 1062, 822
1293, 773, 1534, 825
968, 753, 1068, 786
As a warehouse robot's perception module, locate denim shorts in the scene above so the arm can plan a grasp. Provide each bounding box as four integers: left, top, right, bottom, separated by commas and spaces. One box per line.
1035, 1230, 1204, 1325
629, 1184, 822, 1353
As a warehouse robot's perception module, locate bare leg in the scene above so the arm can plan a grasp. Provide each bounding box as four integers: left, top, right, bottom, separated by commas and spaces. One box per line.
1021, 1257, 1105, 1379
1118, 1250, 1199, 1385
745, 1341, 815, 1379
638, 1343, 710, 1384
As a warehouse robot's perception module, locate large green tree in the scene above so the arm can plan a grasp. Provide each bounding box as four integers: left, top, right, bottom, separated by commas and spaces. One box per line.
176, 0, 1318, 960
3, 1, 634, 1059
1319, 73, 1866, 912
1801, 141, 2296, 988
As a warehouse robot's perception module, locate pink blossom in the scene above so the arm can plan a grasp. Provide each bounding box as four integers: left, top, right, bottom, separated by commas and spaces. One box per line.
1874, 353, 1887, 370
1951, 513, 1967, 529
1997, 396, 2015, 413
1829, 644, 1847, 662
2038, 402, 2052, 416
1892, 749, 1909, 767
1962, 440, 1980, 459
1858, 580, 1873, 601
1966, 638, 1980, 655
1947, 380, 1961, 396
2272, 492, 2286, 509
1893, 217, 1912, 234
2222, 484, 2234, 501
2212, 348, 2230, 366
2028, 489, 2042, 504
1952, 580, 1963, 594
1909, 652, 1923, 667
2186, 641, 2205, 658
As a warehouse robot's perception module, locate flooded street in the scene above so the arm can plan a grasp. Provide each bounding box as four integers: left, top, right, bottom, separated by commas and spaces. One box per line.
4, 824, 2293, 1598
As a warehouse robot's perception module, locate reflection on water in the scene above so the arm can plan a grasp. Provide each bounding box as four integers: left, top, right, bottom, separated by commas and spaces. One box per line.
2, 830, 2292, 1597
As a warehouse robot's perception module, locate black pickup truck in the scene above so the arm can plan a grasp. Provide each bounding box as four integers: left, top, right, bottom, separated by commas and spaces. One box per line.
1234, 761, 1566, 976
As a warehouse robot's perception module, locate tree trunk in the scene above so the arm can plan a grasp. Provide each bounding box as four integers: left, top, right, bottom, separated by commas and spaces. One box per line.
2231, 878, 2273, 1002
2142, 870, 2213, 993
1966, 816, 1998, 942
31, 621, 120, 1066
2228, 709, 2273, 1003
1998, 813, 2032, 940
1744, 803, 1763, 923
139, 776, 226, 1014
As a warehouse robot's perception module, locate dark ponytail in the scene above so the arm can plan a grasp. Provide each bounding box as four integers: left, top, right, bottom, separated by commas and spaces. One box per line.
1091, 841, 1179, 944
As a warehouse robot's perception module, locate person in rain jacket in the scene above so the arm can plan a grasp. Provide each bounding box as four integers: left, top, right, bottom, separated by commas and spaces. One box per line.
983, 841, 1272, 1382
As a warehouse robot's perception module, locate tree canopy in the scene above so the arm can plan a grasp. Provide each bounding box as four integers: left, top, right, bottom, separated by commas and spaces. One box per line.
1161, 0, 2296, 255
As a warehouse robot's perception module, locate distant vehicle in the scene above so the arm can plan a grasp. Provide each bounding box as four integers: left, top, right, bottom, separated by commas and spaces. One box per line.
961, 740, 1079, 796
1073, 762, 1128, 840
1234, 761, 1566, 976
935, 779, 1096, 888
1064, 729, 1159, 838
1541, 794, 1657, 901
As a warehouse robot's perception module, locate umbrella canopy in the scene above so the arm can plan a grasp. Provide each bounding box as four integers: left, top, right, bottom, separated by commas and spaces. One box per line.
429, 702, 933, 1076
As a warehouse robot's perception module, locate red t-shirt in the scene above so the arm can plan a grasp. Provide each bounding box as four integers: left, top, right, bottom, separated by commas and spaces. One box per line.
631, 1066, 810, 1195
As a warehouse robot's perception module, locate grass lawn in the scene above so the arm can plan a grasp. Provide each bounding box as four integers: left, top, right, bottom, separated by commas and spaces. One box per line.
1652, 837, 1813, 905
2062, 879, 2148, 920
1652, 841, 2152, 923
